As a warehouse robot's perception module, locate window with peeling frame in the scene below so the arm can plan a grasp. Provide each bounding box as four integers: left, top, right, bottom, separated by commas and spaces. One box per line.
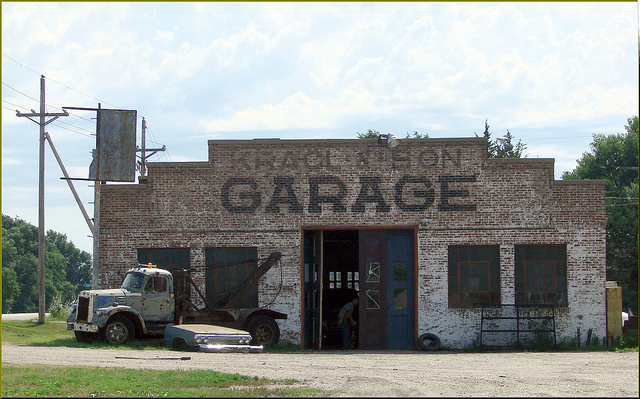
448, 245, 501, 308
515, 244, 567, 307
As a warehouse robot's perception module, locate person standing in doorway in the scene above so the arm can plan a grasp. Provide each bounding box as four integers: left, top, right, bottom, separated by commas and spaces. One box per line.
337, 295, 359, 349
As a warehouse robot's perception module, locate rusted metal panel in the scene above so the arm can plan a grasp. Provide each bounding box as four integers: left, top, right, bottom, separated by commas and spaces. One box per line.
359, 229, 387, 349
89, 109, 137, 182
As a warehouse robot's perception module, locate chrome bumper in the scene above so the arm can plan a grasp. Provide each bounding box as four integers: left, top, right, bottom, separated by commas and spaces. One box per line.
198, 344, 263, 353
71, 322, 99, 333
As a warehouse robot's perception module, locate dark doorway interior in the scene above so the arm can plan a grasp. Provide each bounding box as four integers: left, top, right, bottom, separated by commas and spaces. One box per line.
303, 228, 416, 350
321, 230, 359, 349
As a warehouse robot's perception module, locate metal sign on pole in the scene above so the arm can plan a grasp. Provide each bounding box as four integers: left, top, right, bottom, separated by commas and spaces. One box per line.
15, 76, 69, 324
18, 94, 165, 299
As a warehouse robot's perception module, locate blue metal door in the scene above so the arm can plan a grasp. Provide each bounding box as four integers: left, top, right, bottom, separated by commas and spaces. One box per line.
386, 229, 415, 350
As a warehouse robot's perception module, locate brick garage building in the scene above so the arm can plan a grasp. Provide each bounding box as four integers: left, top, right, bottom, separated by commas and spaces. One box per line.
96, 137, 606, 350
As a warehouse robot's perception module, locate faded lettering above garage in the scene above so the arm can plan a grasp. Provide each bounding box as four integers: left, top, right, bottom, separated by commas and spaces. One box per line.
221, 175, 477, 214
228, 147, 462, 171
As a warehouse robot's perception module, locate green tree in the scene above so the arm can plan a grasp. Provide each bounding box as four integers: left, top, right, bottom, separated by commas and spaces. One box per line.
562, 116, 639, 313
2, 267, 20, 312
47, 230, 93, 291
356, 129, 429, 139
404, 131, 429, 139
477, 119, 527, 158
356, 129, 381, 139
1, 215, 92, 313
1, 216, 39, 313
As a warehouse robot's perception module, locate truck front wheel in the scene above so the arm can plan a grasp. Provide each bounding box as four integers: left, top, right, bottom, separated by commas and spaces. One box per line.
74, 331, 98, 343
247, 316, 280, 347
101, 315, 135, 345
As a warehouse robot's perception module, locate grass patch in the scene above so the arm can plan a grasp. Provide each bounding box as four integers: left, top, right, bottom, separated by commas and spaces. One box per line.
1, 319, 308, 352
2, 320, 74, 346
1, 364, 322, 397
1, 320, 165, 350
2, 320, 323, 397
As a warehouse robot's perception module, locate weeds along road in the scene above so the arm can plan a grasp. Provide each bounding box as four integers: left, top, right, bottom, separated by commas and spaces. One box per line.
2, 342, 638, 397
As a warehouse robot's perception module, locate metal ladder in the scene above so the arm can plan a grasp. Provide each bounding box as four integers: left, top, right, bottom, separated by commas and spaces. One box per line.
478, 304, 556, 349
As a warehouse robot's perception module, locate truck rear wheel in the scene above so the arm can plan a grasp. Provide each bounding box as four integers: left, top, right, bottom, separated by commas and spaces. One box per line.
101, 315, 134, 345
247, 316, 280, 347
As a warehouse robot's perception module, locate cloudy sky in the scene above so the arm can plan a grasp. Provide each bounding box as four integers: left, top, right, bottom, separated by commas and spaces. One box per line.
2, 2, 639, 254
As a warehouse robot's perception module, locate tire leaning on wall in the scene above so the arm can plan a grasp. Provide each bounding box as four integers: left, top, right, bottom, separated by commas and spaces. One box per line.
417, 333, 442, 351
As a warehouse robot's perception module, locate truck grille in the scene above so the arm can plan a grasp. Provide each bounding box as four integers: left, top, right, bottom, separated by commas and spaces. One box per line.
198, 334, 251, 345
77, 296, 90, 322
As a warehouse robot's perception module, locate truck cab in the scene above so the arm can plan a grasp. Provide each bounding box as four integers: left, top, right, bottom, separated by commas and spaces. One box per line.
67, 263, 175, 344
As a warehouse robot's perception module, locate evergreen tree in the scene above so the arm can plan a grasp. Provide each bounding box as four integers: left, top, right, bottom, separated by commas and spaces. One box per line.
479, 119, 527, 158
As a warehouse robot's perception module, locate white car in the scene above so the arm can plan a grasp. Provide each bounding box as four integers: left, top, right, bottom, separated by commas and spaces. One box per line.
164, 324, 263, 353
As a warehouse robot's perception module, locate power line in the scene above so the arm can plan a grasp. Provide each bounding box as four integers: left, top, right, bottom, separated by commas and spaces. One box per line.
143, 120, 172, 162
3, 55, 122, 138
4, 81, 105, 125
3, 53, 41, 75
4, 99, 95, 138
48, 119, 95, 138
5, 54, 168, 161
3, 53, 120, 109
2, 81, 40, 103
3, 100, 33, 112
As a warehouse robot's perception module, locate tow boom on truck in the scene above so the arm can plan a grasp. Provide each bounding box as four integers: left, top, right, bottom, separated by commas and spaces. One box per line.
66, 252, 286, 347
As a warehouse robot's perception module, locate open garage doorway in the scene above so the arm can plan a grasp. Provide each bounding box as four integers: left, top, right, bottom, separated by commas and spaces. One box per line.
302, 228, 416, 350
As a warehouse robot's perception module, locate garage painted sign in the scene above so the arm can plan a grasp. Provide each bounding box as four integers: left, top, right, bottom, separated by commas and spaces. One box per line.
220, 175, 477, 214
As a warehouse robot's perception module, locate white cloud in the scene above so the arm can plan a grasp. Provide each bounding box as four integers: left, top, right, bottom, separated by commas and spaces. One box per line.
2, 1, 637, 252
1, 157, 21, 166
201, 91, 335, 132
154, 30, 175, 43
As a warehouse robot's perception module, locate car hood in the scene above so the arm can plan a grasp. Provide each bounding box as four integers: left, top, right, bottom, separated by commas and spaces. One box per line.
80, 288, 129, 307
167, 324, 250, 335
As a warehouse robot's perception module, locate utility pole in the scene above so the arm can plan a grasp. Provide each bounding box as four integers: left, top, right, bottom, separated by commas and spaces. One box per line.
141, 117, 146, 176
16, 75, 69, 324
137, 117, 166, 178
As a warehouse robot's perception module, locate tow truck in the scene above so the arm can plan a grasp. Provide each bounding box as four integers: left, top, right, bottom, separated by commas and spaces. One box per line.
66, 252, 286, 348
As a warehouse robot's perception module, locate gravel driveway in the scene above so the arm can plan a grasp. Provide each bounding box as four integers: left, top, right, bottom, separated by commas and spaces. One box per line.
2, 342, 638, 397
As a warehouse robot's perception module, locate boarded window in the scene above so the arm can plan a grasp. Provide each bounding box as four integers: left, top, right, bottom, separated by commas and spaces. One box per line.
448, 245, 500, 307
205, 247, 258, 308
515, 245, 567, 306
137, 248, 190, 271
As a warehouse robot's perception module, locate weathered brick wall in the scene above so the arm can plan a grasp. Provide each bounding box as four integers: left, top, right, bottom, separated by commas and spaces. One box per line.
98, 137, 606, 348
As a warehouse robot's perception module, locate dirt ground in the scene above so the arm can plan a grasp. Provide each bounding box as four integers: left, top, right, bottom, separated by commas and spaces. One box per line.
1, 342, 638, 397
